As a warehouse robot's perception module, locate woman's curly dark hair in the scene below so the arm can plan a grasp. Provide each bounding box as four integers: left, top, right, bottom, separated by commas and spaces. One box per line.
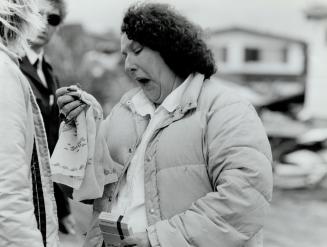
121, 3, 217, 80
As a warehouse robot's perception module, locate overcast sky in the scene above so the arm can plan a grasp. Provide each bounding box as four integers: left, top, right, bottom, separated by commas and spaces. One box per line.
65, 0, 327, 40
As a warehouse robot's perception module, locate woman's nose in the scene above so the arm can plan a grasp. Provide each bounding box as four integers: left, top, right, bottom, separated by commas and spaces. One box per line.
124, 56, 137, 74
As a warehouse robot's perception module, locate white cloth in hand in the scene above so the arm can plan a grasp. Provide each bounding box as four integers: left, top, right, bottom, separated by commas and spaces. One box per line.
51, 90, 117, 201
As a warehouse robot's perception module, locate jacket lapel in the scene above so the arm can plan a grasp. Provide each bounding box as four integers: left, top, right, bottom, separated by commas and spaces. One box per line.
20, 56, 41, 84
20, 56, 59, 93
42, 58, 58, 93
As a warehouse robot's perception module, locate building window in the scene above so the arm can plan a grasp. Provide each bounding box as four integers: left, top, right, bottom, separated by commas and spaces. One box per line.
244, 48, 260, 62
216, 47, 228, 63
281, 47, 288, 63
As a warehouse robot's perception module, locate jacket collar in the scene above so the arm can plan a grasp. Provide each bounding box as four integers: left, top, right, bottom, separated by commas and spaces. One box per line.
179, 73, 204, 113
131, 90, 155, 117
160, 75, 191, 113
19, 56, 41, 83
0, 47, 19, 65
120, 73, 205, 115
20, 54, 53, 77
25, 47, 44, 66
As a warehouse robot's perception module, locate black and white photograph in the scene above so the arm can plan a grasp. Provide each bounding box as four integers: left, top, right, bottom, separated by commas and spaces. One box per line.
1, 0, 327, 246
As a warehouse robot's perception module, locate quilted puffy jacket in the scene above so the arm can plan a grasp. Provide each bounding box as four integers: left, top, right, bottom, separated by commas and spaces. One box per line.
84, 73, 273, 247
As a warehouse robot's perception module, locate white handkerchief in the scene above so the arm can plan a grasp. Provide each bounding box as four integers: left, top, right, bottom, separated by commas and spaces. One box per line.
51, 90, 117, 201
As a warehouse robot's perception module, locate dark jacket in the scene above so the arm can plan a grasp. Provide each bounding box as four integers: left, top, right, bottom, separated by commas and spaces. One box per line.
20, 56, 70, 220
20, 56, 60, 154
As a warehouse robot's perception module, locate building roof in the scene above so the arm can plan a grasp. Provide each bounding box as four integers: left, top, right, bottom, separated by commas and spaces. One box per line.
209, 26, 306, 45
305, 4, 327, 20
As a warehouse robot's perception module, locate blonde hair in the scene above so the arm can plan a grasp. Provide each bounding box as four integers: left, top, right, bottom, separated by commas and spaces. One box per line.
0, 0, 43, 57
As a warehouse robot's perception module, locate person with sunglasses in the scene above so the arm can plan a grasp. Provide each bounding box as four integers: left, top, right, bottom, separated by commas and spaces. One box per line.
19, 0, 76, 236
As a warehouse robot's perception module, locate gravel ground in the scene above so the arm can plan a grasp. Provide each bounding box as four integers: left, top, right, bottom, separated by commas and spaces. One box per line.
265, 186, 327, 247
60, 185, 327, 247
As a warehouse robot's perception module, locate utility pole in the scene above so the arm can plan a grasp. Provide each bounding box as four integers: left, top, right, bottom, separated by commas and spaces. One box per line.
302, 4, 327, 120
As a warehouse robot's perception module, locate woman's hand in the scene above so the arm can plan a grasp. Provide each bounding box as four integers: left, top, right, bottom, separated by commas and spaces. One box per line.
56, 86, 87, 123
120, 232, 150, 247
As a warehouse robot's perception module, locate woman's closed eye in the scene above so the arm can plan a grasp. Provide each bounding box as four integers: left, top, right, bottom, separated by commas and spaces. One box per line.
133, 46, 143, 55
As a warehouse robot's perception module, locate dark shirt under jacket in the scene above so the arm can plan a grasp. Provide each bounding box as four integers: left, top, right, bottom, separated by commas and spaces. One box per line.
20, 56, 71, 222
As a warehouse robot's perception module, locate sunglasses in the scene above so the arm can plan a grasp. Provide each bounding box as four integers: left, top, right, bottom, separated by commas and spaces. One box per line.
47, 14, 61, 26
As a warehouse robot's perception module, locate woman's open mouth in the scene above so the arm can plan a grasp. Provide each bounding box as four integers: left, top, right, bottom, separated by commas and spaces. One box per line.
136, 77, 150, 85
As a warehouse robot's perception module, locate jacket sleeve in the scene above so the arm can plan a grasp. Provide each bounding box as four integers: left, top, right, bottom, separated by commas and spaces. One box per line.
147, 101, 273, 247
83, 111, 122, 247
0, 66, 44, 247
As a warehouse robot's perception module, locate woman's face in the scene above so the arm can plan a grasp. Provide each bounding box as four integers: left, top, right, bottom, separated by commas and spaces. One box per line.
121, 33, 181, 105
